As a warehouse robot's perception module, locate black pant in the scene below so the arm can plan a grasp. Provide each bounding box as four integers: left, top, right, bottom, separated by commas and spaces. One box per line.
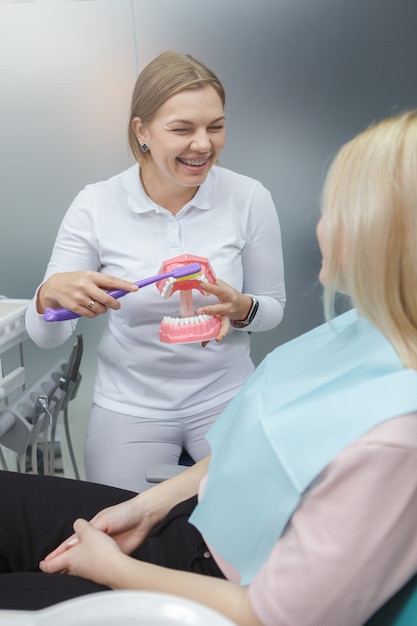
0, 471, 224, 610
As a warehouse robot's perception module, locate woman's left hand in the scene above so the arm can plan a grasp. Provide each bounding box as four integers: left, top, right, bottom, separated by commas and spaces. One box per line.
197, 278, 254, 345
39, 518, 124, 587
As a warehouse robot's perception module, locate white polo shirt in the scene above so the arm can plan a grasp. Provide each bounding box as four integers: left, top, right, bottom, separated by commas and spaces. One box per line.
26, 164, 285, 418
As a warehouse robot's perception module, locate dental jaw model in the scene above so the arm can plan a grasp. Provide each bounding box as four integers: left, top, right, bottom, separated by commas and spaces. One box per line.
156, 254, 221, 344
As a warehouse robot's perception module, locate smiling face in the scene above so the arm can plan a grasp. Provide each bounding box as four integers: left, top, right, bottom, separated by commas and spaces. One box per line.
132, 86, 225, 209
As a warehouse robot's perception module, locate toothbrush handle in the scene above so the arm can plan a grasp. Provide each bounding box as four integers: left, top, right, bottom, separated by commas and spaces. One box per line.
43, 275, 165, 321
43, 263, 201, 322
43, 307, 82, 322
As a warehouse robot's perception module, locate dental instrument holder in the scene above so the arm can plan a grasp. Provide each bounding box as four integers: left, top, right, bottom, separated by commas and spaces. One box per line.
0, 335, 83, 475
0, 298, 30, 470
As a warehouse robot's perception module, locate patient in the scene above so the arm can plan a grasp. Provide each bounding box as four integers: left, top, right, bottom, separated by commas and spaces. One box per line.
1, 110, 417, 625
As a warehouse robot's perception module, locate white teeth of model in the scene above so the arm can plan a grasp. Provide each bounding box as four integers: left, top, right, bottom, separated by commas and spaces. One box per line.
161, 277, 175, 299
161, 274, 208, 300
162, 313, 216, 326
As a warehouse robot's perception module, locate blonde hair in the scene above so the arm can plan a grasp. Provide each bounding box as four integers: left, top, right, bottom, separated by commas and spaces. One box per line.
321, 109, 417, 368
128, 50, 226, 166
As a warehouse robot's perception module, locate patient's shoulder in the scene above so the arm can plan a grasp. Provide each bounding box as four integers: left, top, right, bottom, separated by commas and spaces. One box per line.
358, 412, 417, 450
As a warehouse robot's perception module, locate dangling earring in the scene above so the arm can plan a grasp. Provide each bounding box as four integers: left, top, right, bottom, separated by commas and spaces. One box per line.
140, 141, 149, 153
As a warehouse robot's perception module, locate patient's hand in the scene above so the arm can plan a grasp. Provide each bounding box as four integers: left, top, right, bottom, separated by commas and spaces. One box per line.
42, 495, 153, 566
40, 518, 125, 586
88, 496, 155, 553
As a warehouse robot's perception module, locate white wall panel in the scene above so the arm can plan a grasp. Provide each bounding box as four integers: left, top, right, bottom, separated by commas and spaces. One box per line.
1, 0, 136, 296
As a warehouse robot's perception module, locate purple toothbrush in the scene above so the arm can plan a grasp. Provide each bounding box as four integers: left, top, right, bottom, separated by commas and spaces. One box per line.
43, 262, 202, 322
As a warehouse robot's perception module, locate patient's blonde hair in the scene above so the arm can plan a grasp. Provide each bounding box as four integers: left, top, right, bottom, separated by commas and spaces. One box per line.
321, 109, 417, 368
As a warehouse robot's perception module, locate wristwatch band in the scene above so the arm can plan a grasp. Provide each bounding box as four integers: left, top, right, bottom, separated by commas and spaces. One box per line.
232, 295, 259, 328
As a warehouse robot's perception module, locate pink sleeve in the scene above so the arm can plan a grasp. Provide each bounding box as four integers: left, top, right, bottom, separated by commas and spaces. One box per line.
249, 415, 417, 626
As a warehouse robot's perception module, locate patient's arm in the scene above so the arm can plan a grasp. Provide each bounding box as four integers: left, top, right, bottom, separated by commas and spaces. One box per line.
106, 546, 262, 626
41, 510, 262, 626
90, 455, 210, 552
44, 457, 210, 559
40, 456, 264, 625
138, 455, 210, 519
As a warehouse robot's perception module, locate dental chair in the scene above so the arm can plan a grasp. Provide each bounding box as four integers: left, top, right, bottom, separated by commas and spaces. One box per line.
0, 334, 83, 477
0, 590, 236, 625
145, 449, 194, 484
364, 570, 417, 625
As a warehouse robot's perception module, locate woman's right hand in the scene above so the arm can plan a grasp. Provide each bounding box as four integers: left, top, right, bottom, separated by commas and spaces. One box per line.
44, 493, 155, 563
37, 271, 139, 318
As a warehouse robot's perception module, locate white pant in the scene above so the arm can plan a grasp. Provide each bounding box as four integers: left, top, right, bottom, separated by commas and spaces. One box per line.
84, 401, 229, 492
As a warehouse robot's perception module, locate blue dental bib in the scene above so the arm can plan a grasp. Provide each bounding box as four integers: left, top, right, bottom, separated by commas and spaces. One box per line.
190, 309, 417, 584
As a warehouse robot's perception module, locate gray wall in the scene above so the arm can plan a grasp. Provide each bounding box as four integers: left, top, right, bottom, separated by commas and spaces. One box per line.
1, 0, 417, 472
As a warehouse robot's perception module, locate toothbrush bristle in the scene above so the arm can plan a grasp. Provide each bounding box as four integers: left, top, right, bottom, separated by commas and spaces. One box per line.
160, 265, 206, 300
174, 271, 202, 283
